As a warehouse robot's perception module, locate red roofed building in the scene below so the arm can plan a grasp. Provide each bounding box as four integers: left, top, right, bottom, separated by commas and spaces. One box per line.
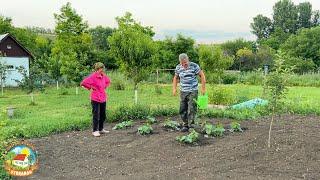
13, 154, 29, 168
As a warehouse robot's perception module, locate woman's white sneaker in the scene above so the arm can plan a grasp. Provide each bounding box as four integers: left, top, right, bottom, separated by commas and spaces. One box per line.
99, 129, 110, 134
92, 131, 101, 137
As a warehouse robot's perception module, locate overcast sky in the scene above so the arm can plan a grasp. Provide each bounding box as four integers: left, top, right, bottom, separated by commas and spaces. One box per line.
1, 0, 320, 43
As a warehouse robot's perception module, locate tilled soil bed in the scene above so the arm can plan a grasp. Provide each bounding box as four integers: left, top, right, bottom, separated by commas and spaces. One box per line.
25, 115, 320, 180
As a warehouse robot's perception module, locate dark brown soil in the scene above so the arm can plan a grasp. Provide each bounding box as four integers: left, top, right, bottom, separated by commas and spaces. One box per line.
24, 115, 320, 180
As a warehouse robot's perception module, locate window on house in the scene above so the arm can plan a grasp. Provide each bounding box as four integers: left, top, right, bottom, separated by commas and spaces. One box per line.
6, 45, 12, 49
7, 65, 14, 69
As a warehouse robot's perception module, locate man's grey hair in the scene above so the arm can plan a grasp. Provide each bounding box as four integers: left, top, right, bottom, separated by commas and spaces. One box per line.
179, 53, 189, 62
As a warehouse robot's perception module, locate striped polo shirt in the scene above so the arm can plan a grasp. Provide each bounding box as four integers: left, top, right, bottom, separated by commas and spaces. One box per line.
175, 62, 201, 92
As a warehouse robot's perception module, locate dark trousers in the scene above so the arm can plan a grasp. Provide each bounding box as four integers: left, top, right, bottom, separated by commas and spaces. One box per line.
91, 100, 106, 132
180, 90, 198, 127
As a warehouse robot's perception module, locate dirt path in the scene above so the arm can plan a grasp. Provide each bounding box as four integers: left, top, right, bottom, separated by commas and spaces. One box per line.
24, 115, 320, 180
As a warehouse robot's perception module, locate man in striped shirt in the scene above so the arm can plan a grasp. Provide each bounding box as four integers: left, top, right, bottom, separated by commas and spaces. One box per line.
173, 53, 206, 132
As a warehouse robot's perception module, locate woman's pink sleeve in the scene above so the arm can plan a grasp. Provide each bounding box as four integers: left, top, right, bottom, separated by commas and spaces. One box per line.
81, 75, 93, 90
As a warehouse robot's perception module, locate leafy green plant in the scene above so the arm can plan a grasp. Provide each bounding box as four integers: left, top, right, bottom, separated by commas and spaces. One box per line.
208, 86, 236, 105
230, 121, 243, 132
146, 116, 157, 124
154, 85, 163, 95
163, 119, 180, 130
176, 129, 199, 144
202, 123, 225, 137
202, 123, 215, 135
138, 124, 153, 135
111, 79, 126, 90
59, 87, 69, 95
112, 120, 134, 130
213, 124, 225, 137
112, 104, 150, 122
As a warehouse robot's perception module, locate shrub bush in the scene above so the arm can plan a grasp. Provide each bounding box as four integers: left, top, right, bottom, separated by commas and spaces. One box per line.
208, 86, 236, 105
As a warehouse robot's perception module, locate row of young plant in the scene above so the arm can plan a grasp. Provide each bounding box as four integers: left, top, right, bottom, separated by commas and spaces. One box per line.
1, 101, 315, 146
112, 115, 244, 144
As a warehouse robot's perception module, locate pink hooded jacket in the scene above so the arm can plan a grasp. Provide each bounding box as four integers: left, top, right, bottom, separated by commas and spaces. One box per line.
80, 72, 111, 103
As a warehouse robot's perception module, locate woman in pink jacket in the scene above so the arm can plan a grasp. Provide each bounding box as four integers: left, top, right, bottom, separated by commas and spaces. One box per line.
81, 62, 111, 137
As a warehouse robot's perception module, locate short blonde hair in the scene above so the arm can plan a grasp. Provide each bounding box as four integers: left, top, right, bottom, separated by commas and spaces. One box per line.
94, 62, 105, 71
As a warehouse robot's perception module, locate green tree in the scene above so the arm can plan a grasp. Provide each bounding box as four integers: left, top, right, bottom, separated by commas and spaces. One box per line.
260, 27, 290, 50
153, 34, 198, 69
221, 39, 254, 70
255, 45, 275, 68
5, 151, 16, 165
251, 14, 273, 39
281, 26, 320, 67
284, 56, 316, 74
265, 51, 292, 148
273, 0, 298, 33
297, 2, 313, 29
54, 3, 88, 36
221, 38, 254, 57
152, 40, 176, 69
12, 28, 38, 56
89, 26, 117, 69
52, 2, 93, 86
173, 34, 199, 64
236, 48, 255, 71
0, 16, 13, 34
198, 45, 233, 82
108, 12, 157, 103
311, 10, 320, 26
0, 59, 8, 96
89, 26, 114, 50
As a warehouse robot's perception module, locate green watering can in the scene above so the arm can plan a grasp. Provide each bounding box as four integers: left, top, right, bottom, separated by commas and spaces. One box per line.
197, 93, 208, 110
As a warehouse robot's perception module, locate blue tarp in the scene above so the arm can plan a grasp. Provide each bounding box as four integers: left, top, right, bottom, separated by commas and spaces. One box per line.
231, 98, 268, 110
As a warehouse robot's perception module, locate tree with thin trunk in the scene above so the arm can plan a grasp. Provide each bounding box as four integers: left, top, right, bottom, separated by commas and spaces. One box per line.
108, 12, 157, 104
264, 51, 292, 148
0, 61, 8, 96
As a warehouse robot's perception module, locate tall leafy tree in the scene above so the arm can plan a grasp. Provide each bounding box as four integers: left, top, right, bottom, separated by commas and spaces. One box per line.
174, 34, 199, 64
311, 10, 320, 26
265, 51, 292, 148
198, 45, 233, 81
255, 45, 275, 68
52, 2, 93, 84
0, 16, 13, 34
297, 2, 313, 29
108, 12, 157, 103
89, 26, 114, 50
281, 26, 320, 67
260, 27, 291, 50
221, 39, 254, 70
273, 0, 298, 33
89, 26, 117, 69
153, 34, 198, 69
152, 40, 176, 69
251, 14, 273, 39
236, 48, 255, 71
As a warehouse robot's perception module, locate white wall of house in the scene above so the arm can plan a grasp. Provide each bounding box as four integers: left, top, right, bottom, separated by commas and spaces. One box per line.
0, 57, 29, 87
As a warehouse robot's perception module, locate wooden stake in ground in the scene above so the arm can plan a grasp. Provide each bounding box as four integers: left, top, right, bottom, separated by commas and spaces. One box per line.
76, 86, 79, 95
56, 81, 59, 90
268, 107, 275, 148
